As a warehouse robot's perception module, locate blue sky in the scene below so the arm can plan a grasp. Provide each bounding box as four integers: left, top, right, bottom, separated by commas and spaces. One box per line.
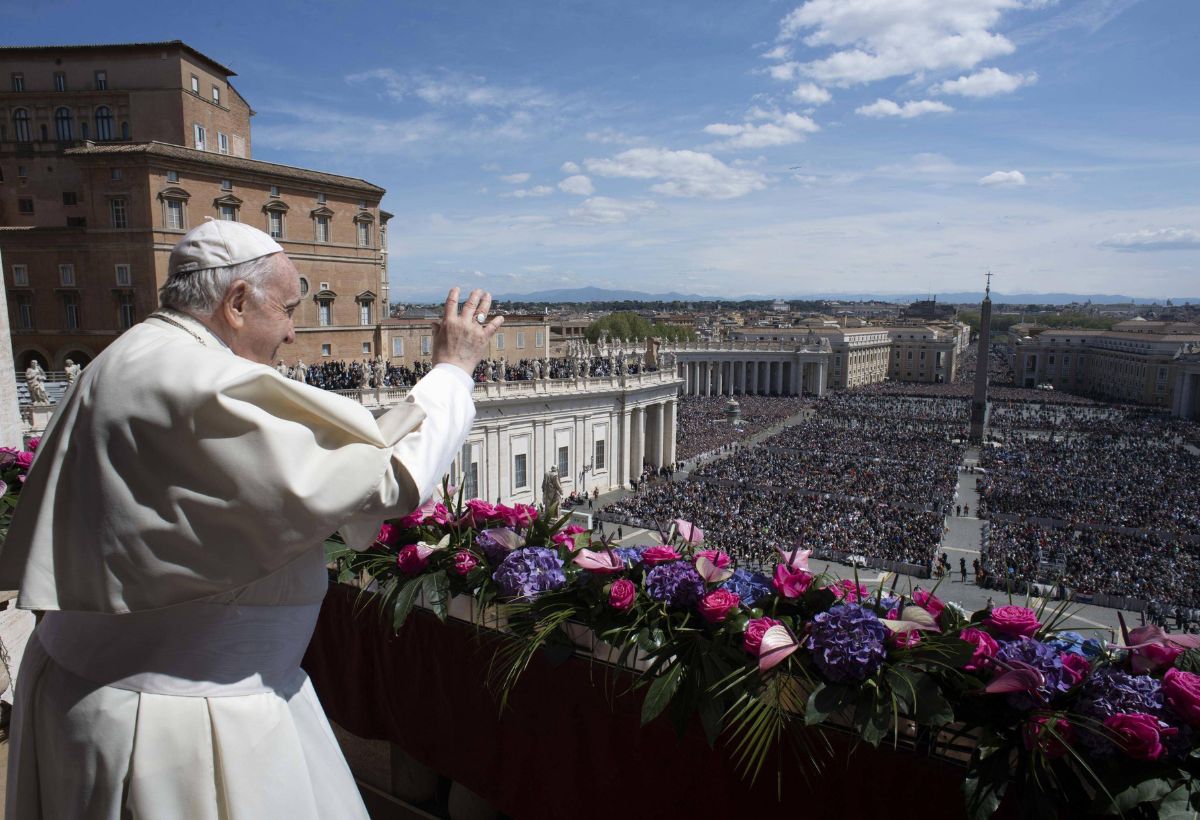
8, 0, 1200, 300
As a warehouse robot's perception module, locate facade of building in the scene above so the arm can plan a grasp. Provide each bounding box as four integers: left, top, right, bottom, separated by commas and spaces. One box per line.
1, 41, 387, 368
383, 315, 551, 366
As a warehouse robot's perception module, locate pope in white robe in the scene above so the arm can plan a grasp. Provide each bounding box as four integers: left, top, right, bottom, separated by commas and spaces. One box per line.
0, 220, 502, 819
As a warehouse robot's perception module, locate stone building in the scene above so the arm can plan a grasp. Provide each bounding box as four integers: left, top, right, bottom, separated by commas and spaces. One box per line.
384, 315, 550, 365
0, 41, 387, 368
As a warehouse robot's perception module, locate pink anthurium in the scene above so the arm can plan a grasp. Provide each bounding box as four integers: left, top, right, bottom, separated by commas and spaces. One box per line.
673, 519, 704, 545
776, 546, 811, 571
573, 549, 624, 574
1119, 626, 1200, 674
880, 605, 941, 635
695, 555, 735, 584
984, 660, 1047, 695
758, 625, 800, 673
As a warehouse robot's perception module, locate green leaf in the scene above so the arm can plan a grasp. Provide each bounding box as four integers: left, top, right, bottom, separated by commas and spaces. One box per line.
805, 682, 853, 726
697, 693, 724, 748
1175, 648, 1200, 674
963, 749, 1011, 820
637, 627, 666, 653
1110, 775, 1181, 813
421, 572, 450, 622
641, 662, 684, 726
392, 576, 424, 630
886, 668, 955, 725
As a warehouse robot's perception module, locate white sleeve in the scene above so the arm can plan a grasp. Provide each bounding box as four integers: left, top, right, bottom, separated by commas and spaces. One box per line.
339, 364, 476, 549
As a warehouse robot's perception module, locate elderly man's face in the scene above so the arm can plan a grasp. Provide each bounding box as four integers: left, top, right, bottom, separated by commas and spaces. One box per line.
235, 255, 302, 365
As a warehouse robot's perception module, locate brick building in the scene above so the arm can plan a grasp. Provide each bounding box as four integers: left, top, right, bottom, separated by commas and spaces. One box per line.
0, 41, 388, 368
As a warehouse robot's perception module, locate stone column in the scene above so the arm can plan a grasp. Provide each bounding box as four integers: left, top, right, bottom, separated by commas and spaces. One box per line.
620, 408, 633, 485
715, 361, 724, 395
0, 250, 22, 446
774, 361, 783, 395
816, 361, 827, 397
647, 402, 663, 468
664, 399, 677, 467
630, 407, 645, 480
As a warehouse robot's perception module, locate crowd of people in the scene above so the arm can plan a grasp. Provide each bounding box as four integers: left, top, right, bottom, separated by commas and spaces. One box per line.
674, 395, 811, 460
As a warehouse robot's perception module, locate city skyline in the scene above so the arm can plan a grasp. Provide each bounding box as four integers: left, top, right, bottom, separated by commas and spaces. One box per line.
6, 0, 1199, 300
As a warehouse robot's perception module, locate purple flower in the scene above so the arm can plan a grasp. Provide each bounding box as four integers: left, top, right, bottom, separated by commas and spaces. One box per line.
1076, 668, 1166, 756
720, 569, 773, 608
476, 527, 524, 565
612, 547, 644, 567
492, 547, 566, 601
805, 604, 888, 683
995, 638, 1070, 711
645, 560, 705, 609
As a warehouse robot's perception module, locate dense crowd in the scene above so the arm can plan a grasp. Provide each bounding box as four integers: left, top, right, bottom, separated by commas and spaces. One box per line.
674, 395, 811, 460
469, 356, 657, 382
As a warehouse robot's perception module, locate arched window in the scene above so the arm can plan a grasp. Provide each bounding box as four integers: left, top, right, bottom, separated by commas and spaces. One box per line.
95, 106, 114, 141
54, 107, 72, 141
13, 108, 31, 142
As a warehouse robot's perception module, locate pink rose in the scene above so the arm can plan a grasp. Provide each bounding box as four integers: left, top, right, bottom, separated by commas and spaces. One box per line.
1133, 642, 1185, 675
912, 589, 945, 619
889, 630, 923, 650
608, 579, 636, 611
461, 498, 500, 527
562, 524, 587, 536
1103, 713, 1176, 761
772, 564, 814, 599
429, 503, 452, 526
959, 627, 1000, 672
984, 605, 1041, 638
376, 523, 401, 547
551, 531, 579, 550
1060, 653, 1091, 687
451, 550, 478, 576
499, 503, 537, 529
743, 616, 782, 656
396, 543, 434, 575
26, 437, 40, 453
698, 589, 740, 624
1163, 668, 1200, 728
695, 549, 731, 569
1022, 713, 1074, 760
641, 546, 681, 567
828, 579, 870, 603
15, 450, 34, 471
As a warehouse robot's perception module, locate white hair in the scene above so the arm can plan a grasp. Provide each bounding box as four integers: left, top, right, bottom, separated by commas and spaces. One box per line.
158, 253, 280, 315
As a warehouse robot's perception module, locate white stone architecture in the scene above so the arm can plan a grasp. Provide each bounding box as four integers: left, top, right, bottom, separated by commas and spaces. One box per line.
1173, 348, 1200, 421
671, 339, 830, 397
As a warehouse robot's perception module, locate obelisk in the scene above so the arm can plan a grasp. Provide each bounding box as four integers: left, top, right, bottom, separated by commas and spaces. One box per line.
969, 273, 993, 444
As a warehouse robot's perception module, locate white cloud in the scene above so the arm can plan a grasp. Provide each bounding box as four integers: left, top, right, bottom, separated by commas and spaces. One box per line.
876, 152, 961, 176
762, 44, 791, 60
935, 67, 1038, 97
584, 148, 768, 199
856, 98, 954, 118
346, 67, 551, 109
500, 172, 531, 184
560, 161, 581, 174
1100, 227, 1200, 252
558, 175, 595, 196
776, 0, 1020, 87
979, 170, 1027, 186
503, 185, 554, 199
585, 127, 645, 145
768, 61, 802, 81
703, 109, 819, 150
791, 82, 832, 105
568, 197, 659, 225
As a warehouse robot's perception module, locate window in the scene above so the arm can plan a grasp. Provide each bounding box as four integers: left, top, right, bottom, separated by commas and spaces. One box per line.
64, 296, 81, 329
358, 199, 367, 209
298, 277, 309, 296
535, 331, 543, 347
53, 72, 67, 92
495, 333, 505, 350
95, 70, 107, 90
360, 302, 371, 325
115, 264, 131, 286
315, 215, 331, 242
118, 293, 135, 329
11, 265, 29, 287
421, 335, 432, 355
193, 124, 206, 151
15, 296, 34, 330
59, 264, 75, 286
557, 445, 569, 478
594, 439, 606, 470
270, 185, 280, 197
268, 210, 284, 239
62, 191, 77, 206
318, 302, 332, 326
166, 199, 185, 230
13, 108, 31, 142
17, 198, 33, 214
514, 453, 528, 489
10, 73, 23, 92
190, 75, 199, 94
110, 198, 128, 228
218, 132, 229, 155
392, 337, 404, 357
221, 178, 232, 191
316, 192, 326, 204
110, 167, 123, 181
461, 444, 480, 500
95, 106, 114, 141
517, 332, 526, 349
212, 85, 221, 105
54, 107, 72, 141
319, 281, 329, 291
17, 165, 27, 179
362, 342, 371, 355
166, 170, 179, 183
321, 343, 331, 357
219, 203, 238, 221
357, 221, 370, 246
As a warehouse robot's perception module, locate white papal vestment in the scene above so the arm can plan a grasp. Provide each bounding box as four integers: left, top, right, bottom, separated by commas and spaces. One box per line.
0, 309, 476, 819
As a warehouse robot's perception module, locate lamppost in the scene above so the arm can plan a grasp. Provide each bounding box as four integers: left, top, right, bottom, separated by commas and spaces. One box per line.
579, 460, 593, 493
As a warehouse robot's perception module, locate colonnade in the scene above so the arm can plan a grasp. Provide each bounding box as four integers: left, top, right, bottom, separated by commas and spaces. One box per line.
625, 398, 677, 481
676, 357, 827, 397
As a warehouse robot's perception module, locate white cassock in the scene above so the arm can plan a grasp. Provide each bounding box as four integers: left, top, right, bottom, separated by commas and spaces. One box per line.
0, 308, 475, 819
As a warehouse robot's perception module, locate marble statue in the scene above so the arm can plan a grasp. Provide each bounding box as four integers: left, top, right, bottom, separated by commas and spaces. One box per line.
64, 359, 82, 385
25, 361, 49, 404
541, 465, 563, 510
292, 358, 307, 382
276, 360, 289, 378
644, 336, 660, 371
372, 356, 386, 387
498, 357, 507, 382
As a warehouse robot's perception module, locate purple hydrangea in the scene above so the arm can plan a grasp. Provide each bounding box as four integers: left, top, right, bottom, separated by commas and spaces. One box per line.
492, 547, 566, 601
1074, 667, 1165, 756
720, 569, 773, 608
995, 638, 1071, 711
612, 547, 644, 567
645, 560, 705, 609
805, 604, 888, 683
476, 527, 523, 565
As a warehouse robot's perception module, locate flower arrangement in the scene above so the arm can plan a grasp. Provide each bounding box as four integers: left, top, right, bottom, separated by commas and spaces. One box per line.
0, 438, 39, 538
332, 487, 1200, 818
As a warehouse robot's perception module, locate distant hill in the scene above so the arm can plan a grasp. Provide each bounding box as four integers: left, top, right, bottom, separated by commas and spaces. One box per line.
498, 286, 723, 302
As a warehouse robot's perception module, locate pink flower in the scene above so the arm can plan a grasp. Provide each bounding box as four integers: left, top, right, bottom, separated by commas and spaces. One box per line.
1163, 668, 1200, 728
641, 546, 681, 567
1060, 653, 1091, 687
912, 589, 945, 619
451, 550, 479, 576
959, 627, 1000, 672
562, 524, 587, 536
461, 498, 500, 528
673, 518, 704, 544
1022, 713, 1074, 760
573, 549, 624, 574
551, 531, 581, 550
772, 564, 814, 599
1103, 713, 1177, 761
375, 523, 401, 547
776, 546, 811, 571
889, 630, 923, 650
742, 616, 782, 656
397, 543, 435, 575
15, 451, 33, 471
26, 437, 40, 453
695, 550, 731, 569
399, 500, 450, 528
1134, 642, 1185, 674
698, 589, 740, 624
984, 605, 1041, 638
428, 503, 452, 526
499, 503, 537, 529
828, 579, 870, 603
608, 579, 636, 611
